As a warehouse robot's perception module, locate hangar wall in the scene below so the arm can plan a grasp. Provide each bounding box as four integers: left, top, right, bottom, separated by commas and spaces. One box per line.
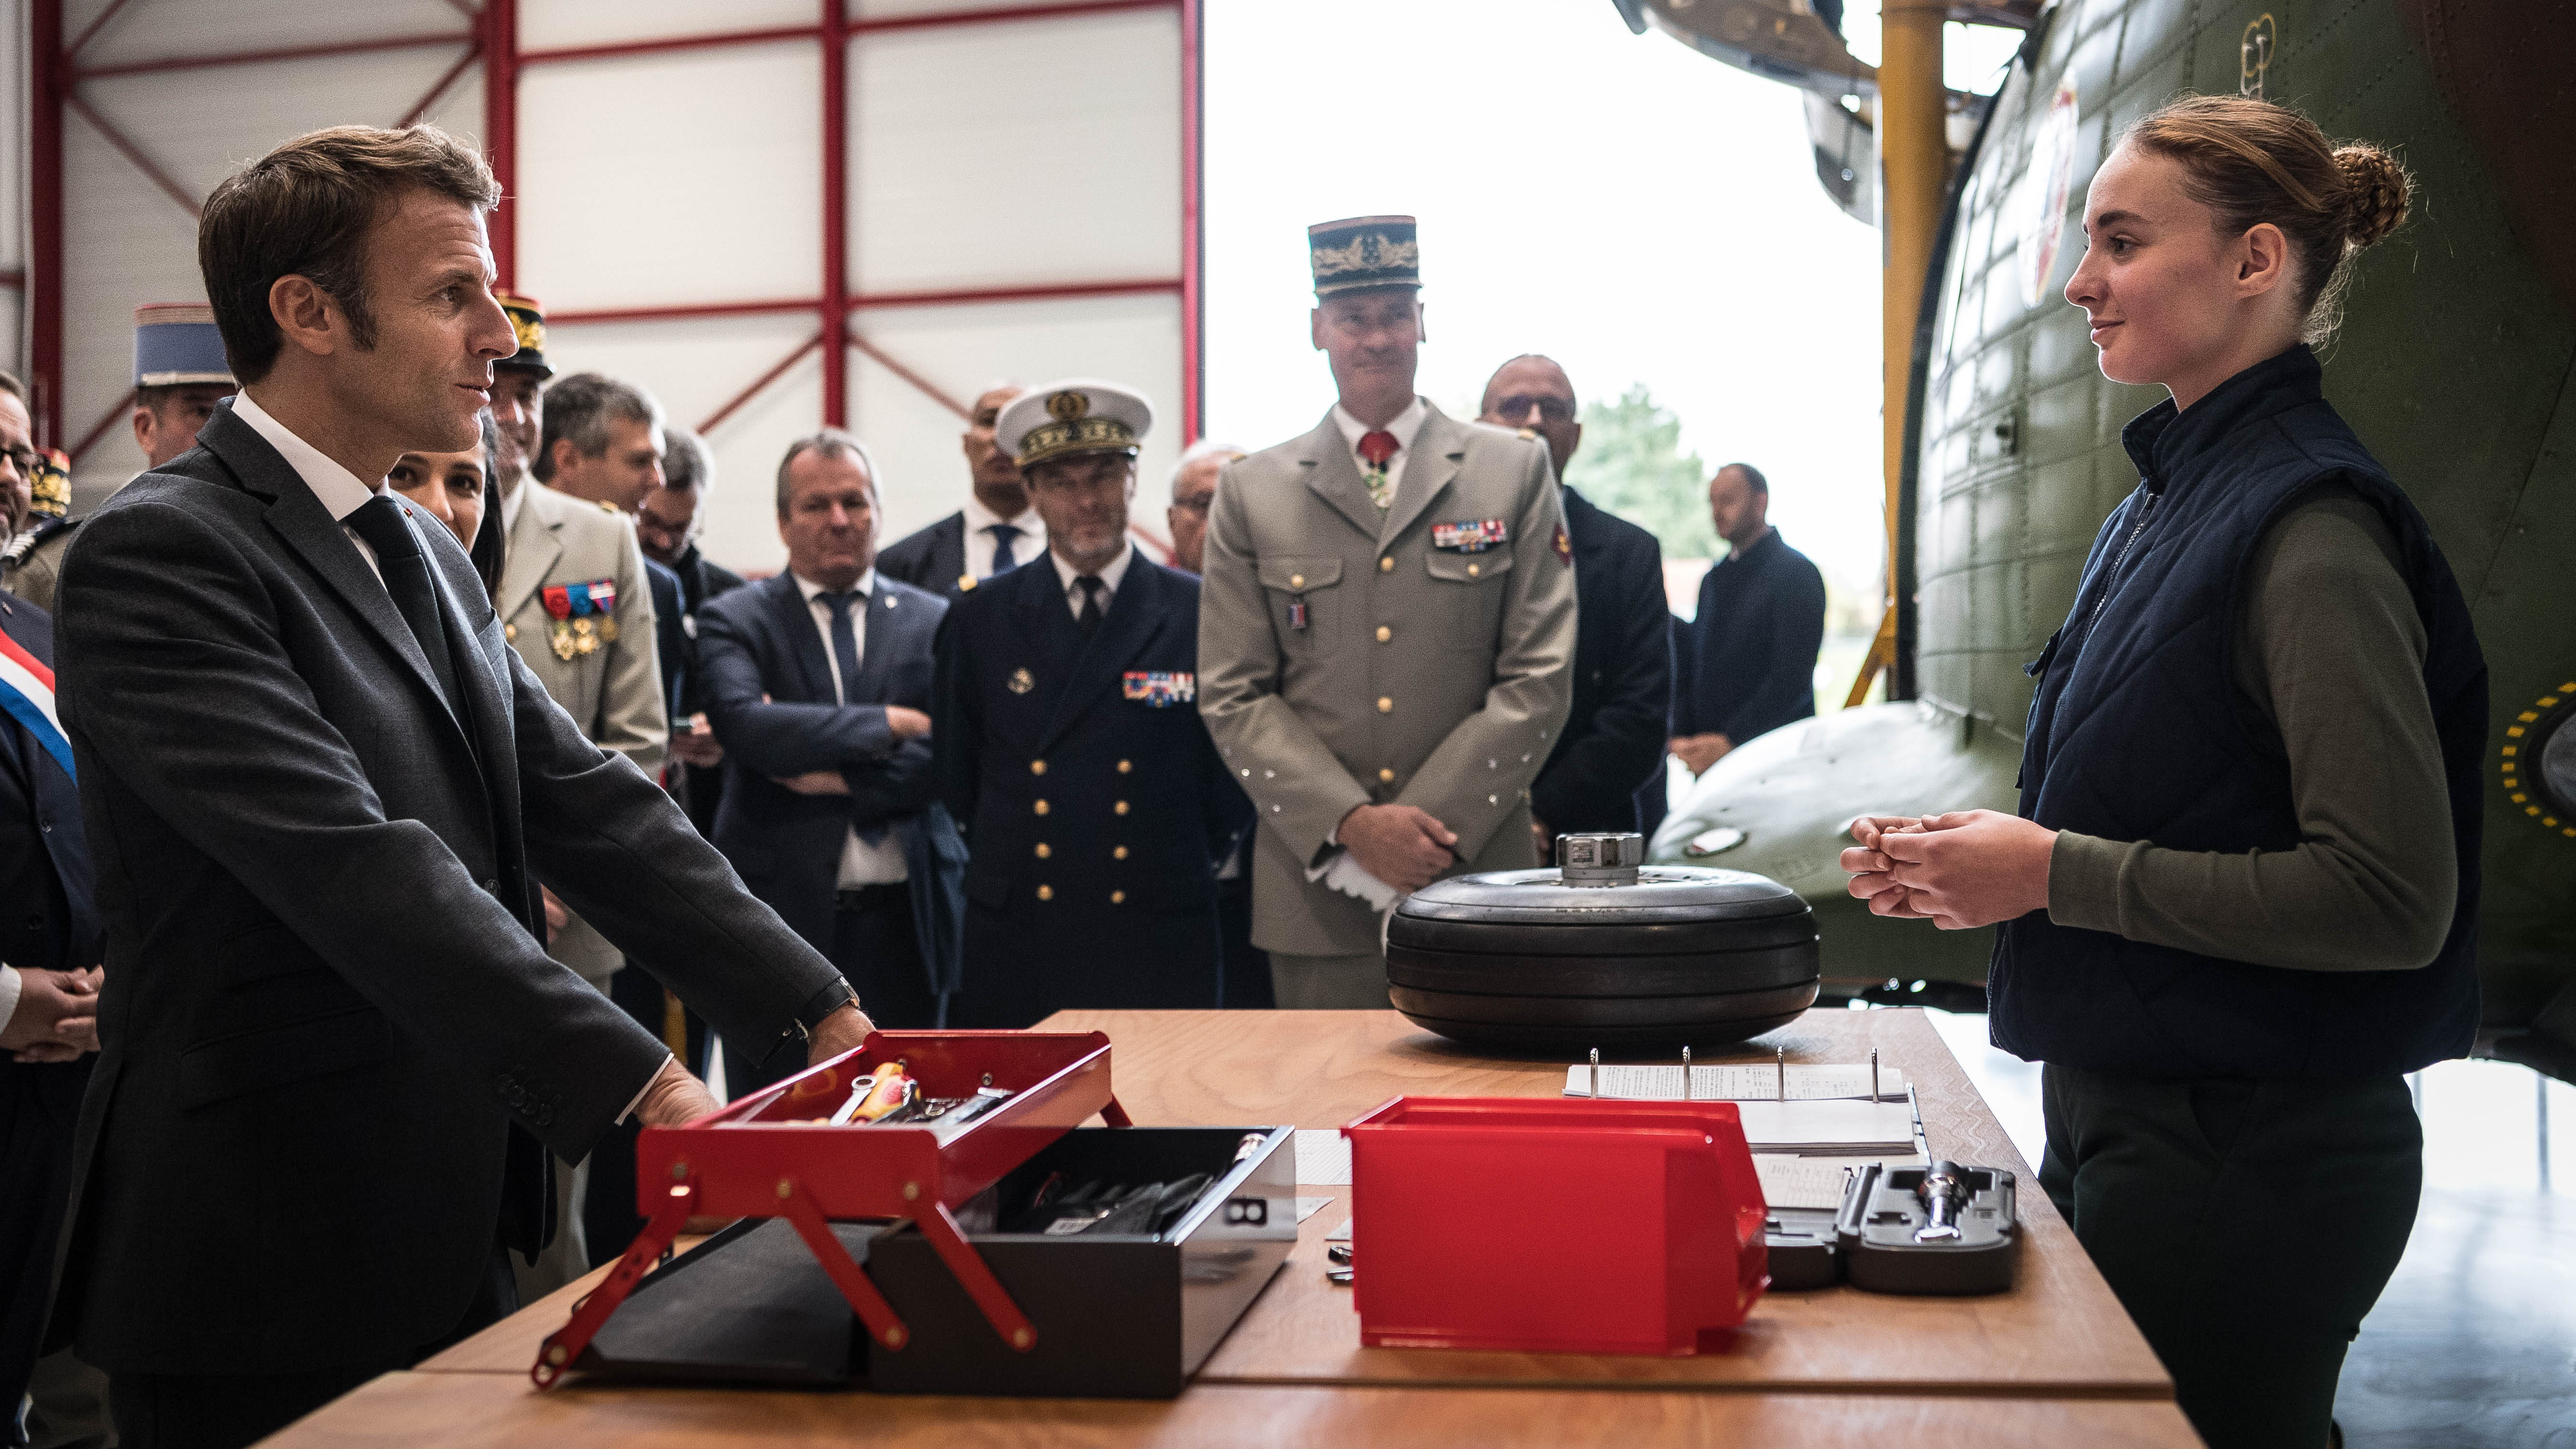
13, 0, 1202, 576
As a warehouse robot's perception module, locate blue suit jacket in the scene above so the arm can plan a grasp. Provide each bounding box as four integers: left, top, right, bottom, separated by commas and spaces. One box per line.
0, 594, 96, 1407
697, 572, 968, 1002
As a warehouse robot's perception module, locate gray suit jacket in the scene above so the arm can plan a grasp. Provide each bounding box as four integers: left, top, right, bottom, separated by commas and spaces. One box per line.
1197, 402, 1578, 954
497, 483, 667, 984
49, 401, 841, 1374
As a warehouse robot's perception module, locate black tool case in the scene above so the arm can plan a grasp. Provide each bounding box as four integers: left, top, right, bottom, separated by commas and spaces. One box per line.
1834, 1161, 2019, 1294
577, 1125, 1295, 1397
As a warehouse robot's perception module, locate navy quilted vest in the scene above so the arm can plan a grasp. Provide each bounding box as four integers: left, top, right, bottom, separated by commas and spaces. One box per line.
1990, 346, 2486, 1078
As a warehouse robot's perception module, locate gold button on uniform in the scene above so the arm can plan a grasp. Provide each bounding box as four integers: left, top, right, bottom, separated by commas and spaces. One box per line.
1289, 573, 1304, 588
1037, 885, 1053, 901
1467, 562, 1481, 577
1378, 768, 1395, 783
1030, 760, 1047, 775
504, 622, 517, 641
1114, 800, 1130, 815
1110, 891, 1125, 905
1113, 845, 1129, 860
1034, 800, 1050, 815
1117, 759, 1132, 773
1379, 555, 1394, 573
1035, 843, 1052, 858
1377, 697, 1393, 714
1376, 625, 1392, 643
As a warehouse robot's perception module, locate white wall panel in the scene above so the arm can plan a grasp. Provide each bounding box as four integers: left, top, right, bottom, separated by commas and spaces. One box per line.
519, 0, 818, 54
850, 11, 1180, 292
850, 291, 1184, 551
517, 43, 819, 310
1, 0, 23, 377
72, 0, 466, 69
544, 311, 823, 576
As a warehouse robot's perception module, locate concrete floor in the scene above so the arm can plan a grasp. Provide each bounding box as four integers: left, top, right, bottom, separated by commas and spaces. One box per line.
1923, 1008, 2576, 1449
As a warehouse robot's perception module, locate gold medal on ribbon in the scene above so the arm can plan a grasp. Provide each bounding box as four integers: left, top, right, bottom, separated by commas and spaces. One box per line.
599, 616, 619, 643
551, 619, 577, 661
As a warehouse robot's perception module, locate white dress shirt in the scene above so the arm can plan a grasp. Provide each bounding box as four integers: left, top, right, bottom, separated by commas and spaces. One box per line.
233, 390, 389, 581
0, 966, 20, 1039
791, 569, 910, 887
1048, 541, 1135, 621
1330, 395, 1431, 498
960, 490, 1044, 580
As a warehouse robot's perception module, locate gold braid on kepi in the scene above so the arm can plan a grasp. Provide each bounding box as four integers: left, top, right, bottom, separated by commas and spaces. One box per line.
995, 379, 1156, 470
496, 292, 553, 378
28, 449, 70, 521
1308, 215, 1419, 297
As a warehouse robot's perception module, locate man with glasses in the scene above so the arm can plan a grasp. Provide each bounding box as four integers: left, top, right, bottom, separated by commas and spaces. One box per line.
1477, 355, 1672, 853
878, 383, 1039, 598
931, 380, 1248, 1024
1163, 439, 1242, 577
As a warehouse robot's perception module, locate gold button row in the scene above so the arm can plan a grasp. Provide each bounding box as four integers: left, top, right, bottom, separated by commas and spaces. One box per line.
1378, 768, 1395, 783
1377, 697, 1393, 714
1379, 555, 1394, 572
1033, 885, 1127, 905
1375, 625, 1392, 643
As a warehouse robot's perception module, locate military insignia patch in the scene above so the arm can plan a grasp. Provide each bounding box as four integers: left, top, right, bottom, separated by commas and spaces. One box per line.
1122, 671, 1195, 707
1431, 519, 1509, 552
540, 580, 620, 662
1552, 524, 1572, 565
1008, 667, 1036, 694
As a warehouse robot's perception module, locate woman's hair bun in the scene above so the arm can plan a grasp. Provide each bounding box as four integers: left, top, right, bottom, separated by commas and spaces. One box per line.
2334, 144, 2411, 248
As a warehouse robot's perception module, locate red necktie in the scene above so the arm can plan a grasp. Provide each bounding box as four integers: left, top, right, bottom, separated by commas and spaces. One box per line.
1357, 430, 1399, 470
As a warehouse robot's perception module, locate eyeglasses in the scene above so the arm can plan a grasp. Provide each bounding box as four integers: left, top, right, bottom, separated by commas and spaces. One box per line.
0, 447, 42, 476
1489, 395, 1576, 424
1171, 493, 1215, 516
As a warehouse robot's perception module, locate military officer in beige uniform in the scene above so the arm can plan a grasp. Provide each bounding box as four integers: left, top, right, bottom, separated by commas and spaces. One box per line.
1198, 216, 1577, 1008
486, 298, 667, 1295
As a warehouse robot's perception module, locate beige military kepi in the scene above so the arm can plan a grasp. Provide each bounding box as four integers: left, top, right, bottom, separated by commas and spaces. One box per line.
1195, 218, 1576, 963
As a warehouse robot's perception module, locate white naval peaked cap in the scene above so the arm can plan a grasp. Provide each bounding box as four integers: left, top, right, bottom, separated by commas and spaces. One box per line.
997, 378, 1155, 469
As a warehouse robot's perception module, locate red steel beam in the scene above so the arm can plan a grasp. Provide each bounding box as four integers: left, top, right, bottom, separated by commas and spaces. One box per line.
698, 333, 824, 435
518, 24, 818, 68
820, 0, 850, 428
547, 296, 822, 327
848, 334, 970, 420
75, 30, 473, 80
857, 277, 1181, 310
398, 41, 483, 128
516, 0, 1179, 68
67, 390, 137, 464
1178, 0, 1203, 440
0, 270, 24, 288
65, 0, 139, 61
30, 0, 65, 447
484, 0, 520, 290
66, 93, 201, 218
855, 0, 1179, 37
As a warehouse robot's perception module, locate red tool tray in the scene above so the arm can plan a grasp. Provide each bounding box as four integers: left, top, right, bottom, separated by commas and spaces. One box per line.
1342, 1096, 1768, 1356
533, 1031, 1128, 1387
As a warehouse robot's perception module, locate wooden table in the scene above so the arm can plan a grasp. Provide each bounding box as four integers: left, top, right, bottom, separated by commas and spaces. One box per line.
290, 1008, 2194, 1446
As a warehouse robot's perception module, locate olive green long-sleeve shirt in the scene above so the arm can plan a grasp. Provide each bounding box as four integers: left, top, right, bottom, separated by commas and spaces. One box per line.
2045, 489, 2456, 971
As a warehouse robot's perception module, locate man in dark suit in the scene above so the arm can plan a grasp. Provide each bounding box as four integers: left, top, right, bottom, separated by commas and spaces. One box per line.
1670, 462, 1828, 778
0, 548, 104, 1449
698, 430, 966, 1087
1479, 355, 1671, 850
933, 380, 1249, 1026
636, 425, 747, 840
875, 383, 1038, 599
49, 124, 869, 1449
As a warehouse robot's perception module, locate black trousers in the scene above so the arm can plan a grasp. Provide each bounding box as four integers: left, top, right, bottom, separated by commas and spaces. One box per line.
106, 1239, 515, 1449
730, 884, 935, 1097
1215, 875, 1272, 1010
2039, 1064, 2422, 1449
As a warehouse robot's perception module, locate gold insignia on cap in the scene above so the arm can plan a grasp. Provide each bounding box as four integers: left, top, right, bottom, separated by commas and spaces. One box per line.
1045, 389, 1091, 422
1009, 667, 1035, 694
596, 499, 617, 514
510, 311, 544, 355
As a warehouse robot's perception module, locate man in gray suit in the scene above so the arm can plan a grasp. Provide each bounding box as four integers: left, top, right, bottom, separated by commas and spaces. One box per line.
1197, 216, 1577, 1008
50, 124, 869, 1448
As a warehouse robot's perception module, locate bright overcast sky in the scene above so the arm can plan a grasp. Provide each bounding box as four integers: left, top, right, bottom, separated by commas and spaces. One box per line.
1203, 0, 2020, 598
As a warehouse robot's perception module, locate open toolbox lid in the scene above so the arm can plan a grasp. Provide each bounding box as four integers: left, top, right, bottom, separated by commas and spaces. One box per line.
533, 1031, 1129, 1387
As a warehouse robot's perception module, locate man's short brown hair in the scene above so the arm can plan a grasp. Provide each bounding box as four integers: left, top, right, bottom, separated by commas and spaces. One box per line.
199, 124, 499, 385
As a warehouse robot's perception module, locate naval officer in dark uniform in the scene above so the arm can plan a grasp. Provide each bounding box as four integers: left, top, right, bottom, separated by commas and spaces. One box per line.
931, 379, 1250, 1026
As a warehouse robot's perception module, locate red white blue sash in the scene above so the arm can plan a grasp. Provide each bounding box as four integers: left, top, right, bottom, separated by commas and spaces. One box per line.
0, 629, 74, 779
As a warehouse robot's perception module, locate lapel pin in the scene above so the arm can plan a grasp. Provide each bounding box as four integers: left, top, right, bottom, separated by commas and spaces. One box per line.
1008, 667, 1035, 694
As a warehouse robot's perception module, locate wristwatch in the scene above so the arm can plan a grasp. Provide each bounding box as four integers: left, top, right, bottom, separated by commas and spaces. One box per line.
790, 978, 861, 1040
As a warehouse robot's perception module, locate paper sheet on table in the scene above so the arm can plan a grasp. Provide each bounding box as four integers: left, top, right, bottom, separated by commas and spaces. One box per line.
1294, 1196, 1336, 1224
1294, 1129, 1353, 1186
1754, 1155, 1859, 1211
1562, 1063, 1910, 1101
1731, 1099, 1920, 1153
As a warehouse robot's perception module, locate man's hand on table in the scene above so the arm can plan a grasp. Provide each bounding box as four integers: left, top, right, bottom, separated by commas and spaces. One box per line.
1338, 804, 1458, 895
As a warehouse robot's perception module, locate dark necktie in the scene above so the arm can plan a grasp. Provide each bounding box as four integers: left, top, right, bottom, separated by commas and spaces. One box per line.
1074, 574, 1106, 632
819, 590, 887, 845
988, 523, 1022, 575
346, 495, 462, 714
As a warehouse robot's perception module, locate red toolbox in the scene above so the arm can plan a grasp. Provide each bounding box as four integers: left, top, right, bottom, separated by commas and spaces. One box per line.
533, 1031, 1128, 1388
1342, 1096, 1769, 1355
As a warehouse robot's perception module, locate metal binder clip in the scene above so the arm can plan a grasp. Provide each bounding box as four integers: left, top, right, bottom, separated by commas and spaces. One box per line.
1776, 1046, 1787, 1102
1871, 1049, 1881, 1102
1681, 1046, 1692, 1100
1589, 1048, 1601, 1101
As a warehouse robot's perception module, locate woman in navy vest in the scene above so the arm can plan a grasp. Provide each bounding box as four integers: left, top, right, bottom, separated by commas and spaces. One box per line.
1842, 97, 2484, 1449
